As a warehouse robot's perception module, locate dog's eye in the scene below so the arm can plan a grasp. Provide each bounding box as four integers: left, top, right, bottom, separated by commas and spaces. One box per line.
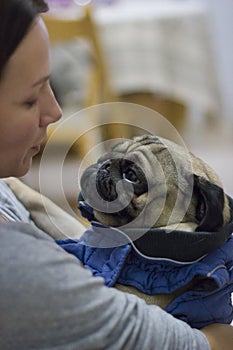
123, 169, 140, 184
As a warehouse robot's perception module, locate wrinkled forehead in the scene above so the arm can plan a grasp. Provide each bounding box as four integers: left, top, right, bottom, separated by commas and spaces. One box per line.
106, 134, 166, 150
97, 136, 168, 167
97, 135, 193, 178
111, 135, 167, 153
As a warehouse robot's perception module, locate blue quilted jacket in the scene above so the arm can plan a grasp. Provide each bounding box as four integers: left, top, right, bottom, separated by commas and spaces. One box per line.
57, 220, 233, 329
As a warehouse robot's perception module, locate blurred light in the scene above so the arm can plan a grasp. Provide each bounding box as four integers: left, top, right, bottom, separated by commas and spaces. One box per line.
74, 0, 92, 6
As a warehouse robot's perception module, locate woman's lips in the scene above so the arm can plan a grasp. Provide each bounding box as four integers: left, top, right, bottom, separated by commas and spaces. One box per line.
31, 145, 41, 154
31, 136, 46, 154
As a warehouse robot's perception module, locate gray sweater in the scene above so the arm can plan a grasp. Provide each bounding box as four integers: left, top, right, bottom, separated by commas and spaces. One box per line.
0, 182, 210, 350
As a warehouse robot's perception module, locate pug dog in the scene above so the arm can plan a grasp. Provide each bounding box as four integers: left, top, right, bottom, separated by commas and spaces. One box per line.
80, 134, 231, 232
78, 135, 233, 311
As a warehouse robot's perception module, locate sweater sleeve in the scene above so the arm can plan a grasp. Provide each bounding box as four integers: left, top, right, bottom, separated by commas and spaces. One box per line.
0, 222, 210, 350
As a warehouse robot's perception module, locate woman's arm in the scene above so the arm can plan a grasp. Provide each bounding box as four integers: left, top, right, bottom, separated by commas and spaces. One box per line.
0, 222, 210, 350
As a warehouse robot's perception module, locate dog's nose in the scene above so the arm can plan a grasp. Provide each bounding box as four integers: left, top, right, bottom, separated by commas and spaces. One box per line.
100, 160, 112, 174
100, 159, 122, 181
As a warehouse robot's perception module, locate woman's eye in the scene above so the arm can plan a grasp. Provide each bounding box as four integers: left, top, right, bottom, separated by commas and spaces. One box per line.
123, 169, 140, 183
25, 99, 38, 108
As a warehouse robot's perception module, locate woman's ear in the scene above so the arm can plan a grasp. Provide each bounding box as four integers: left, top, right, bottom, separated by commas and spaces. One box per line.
194, 175, 225, 232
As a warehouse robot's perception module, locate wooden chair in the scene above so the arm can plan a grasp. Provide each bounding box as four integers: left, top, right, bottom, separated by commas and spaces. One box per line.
42, 7, 117, 158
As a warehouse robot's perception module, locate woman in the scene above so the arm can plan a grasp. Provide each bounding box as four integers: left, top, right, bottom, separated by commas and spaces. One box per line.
0, 1, 232, 349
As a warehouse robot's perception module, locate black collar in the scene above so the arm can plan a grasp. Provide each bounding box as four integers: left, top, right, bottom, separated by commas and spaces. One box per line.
78, 194, 233, 262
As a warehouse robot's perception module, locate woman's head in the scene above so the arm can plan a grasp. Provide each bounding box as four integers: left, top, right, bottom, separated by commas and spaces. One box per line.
0, 0, 48, 78
0, 0, 62, 178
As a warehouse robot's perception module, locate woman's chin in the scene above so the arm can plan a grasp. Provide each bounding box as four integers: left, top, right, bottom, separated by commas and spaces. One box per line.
12, 157, 33, 178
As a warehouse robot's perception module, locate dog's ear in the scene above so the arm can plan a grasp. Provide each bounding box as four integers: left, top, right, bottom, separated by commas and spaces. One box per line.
194, 175, 225, 232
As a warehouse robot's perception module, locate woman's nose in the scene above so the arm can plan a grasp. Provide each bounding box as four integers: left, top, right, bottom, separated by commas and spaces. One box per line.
40, 85, 62, 127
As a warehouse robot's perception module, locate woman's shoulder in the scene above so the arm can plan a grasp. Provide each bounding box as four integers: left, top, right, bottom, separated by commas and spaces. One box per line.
0, 179, 32, 222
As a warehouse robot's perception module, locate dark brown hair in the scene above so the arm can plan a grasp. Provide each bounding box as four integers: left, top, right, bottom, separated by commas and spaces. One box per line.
0, 0, 49, 78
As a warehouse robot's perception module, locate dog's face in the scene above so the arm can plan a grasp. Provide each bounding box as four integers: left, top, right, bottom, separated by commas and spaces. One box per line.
80, 135, 231, 231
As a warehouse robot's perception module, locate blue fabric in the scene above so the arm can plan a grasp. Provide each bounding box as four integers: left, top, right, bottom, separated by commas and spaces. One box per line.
56, 225, 233, 328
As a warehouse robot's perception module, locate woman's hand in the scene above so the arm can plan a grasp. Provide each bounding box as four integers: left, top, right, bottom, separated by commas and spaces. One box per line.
200, 323, 233, 350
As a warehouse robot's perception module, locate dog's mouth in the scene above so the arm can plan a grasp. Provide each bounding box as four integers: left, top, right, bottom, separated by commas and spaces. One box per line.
96, 158, 148, 203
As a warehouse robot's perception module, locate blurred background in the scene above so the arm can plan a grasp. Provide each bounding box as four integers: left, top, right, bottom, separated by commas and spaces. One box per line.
22, 0, 233, 216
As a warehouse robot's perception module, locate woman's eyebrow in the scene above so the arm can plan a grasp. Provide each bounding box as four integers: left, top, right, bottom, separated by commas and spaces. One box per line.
32, 74, 50, 87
